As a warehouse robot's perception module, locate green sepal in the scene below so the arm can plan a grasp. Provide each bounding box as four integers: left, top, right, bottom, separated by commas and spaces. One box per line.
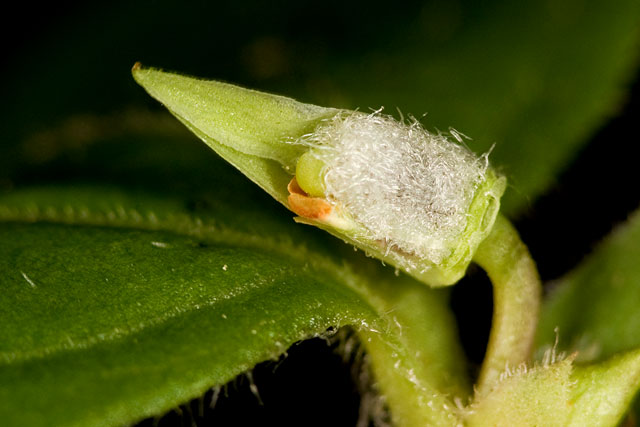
132, 64, 338, 205
568, 349, 640, 426
465, 348, 640, 427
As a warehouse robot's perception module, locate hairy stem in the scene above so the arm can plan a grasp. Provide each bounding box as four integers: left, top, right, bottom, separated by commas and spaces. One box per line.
472, 214, 541, 395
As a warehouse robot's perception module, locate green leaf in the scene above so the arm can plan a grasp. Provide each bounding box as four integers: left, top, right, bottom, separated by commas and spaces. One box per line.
464, 349, 640, 427
537, 208, 640, 360
1, 117, 472, 424
536, 209, 640, 423
569, 349, 640, 426
0, 222, 372, 426
0, 179, 467, 425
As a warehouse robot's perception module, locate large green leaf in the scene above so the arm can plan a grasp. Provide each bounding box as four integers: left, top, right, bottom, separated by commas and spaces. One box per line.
0, 222, 375, 426
0, 130, 468, 426
3, 0, 639, 214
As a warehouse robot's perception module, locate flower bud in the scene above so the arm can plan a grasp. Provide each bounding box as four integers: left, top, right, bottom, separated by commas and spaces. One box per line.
133, 65, 505, 287
288, 111, 506, 286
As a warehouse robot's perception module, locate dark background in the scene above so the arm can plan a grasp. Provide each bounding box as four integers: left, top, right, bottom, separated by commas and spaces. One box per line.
3, 2, 639, 426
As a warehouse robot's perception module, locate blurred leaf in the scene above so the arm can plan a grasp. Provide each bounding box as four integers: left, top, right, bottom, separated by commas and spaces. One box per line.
537, 208, 640, 360
3, 0, 639, 214
537, 208, 640, 421
326, 1, 640, 215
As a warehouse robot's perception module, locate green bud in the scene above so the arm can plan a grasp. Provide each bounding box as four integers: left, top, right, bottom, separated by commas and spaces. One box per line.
133, 65, 506, 287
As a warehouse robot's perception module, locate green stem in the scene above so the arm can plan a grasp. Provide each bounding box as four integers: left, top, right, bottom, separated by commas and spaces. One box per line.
360, 330, 459, 427
472, 213, 542, 396
348, 267, 470, 426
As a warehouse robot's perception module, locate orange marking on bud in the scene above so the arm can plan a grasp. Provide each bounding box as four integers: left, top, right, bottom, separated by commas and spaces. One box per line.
287, 177, 305, 196
287, 178, 333, 219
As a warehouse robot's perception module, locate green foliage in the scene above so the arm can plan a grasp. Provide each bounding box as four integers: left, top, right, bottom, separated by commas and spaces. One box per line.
2, 0, 640, 425
0, 171, 467, 425
569, 349, 640, 426
0, 221, 375, 426
465, 349, 640, 427
537, 209, 640, 361
536, 208, 640, 421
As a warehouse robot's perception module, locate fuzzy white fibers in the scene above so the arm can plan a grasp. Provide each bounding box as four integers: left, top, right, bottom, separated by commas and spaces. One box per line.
301, 111, 488, 264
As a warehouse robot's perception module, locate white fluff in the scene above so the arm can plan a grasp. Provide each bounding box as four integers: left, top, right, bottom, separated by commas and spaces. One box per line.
300, 111, 488, 264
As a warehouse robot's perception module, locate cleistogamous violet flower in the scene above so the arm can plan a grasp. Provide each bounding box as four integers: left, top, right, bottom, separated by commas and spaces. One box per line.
288, 110, 506, 287
132, 63, 540, 407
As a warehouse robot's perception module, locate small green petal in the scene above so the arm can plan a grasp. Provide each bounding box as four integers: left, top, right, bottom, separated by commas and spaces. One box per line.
295, 150, 326, 197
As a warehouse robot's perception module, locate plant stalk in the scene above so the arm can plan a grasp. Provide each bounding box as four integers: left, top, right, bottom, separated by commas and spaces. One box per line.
472, 213, 542, 396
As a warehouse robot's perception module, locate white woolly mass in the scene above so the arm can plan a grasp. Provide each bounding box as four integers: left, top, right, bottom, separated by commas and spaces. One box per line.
301, 111, 488, 265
